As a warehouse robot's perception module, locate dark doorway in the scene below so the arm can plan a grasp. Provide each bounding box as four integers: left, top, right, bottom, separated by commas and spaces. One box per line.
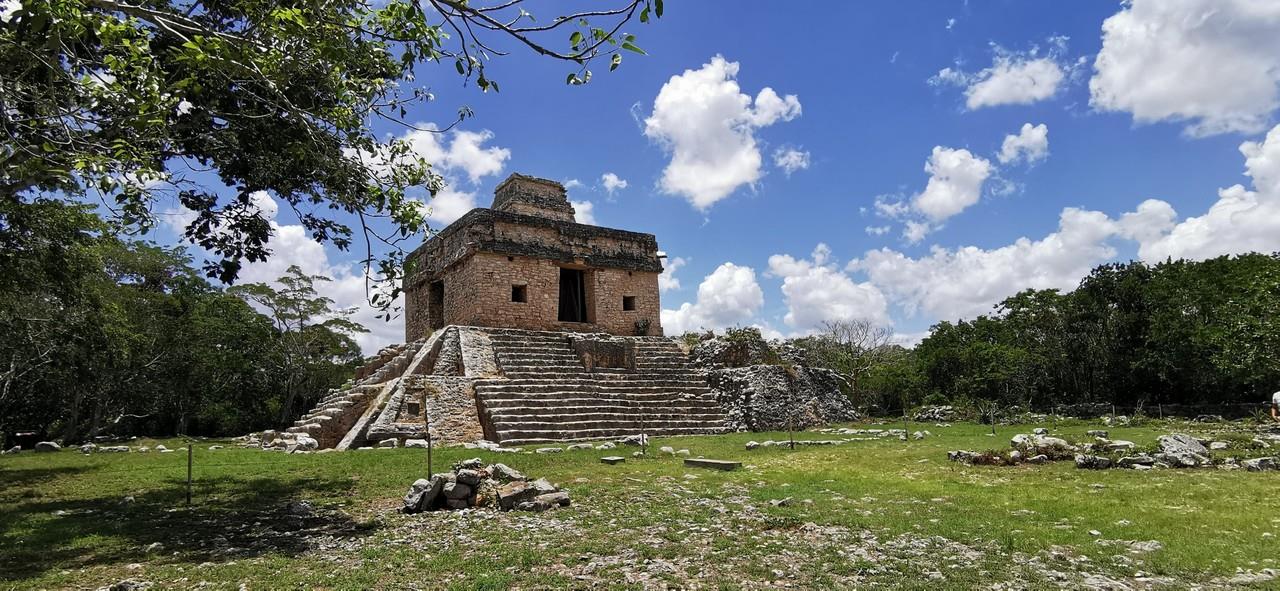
558, 268, 588, 322
428, 280, 445, 330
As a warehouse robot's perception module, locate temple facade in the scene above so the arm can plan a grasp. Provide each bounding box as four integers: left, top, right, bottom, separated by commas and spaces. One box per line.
403, 173, 665, 340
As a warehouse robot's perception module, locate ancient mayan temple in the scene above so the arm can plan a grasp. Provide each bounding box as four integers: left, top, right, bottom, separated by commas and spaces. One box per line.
278, 173, 729, 449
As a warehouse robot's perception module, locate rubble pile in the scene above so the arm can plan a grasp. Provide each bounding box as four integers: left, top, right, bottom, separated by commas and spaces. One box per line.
402, 458, 570, 513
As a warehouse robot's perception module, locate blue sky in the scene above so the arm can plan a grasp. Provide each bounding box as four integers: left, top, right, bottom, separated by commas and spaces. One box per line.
150, 1, 1280, 352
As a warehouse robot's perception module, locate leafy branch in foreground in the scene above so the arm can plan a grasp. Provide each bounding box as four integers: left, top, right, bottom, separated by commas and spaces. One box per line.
1, 0, 663, 316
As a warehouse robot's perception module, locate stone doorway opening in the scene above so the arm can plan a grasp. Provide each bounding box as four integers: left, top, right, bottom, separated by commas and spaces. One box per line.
428, 280, 445, 331
558, 268, 589, 323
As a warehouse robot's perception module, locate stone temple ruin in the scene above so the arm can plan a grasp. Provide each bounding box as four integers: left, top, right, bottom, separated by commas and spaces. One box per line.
275, 173, 859, 451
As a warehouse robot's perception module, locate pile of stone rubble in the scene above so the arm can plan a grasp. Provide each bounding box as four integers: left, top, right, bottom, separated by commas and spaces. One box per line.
402, 458, 570, 513
948, 429, 1280, 471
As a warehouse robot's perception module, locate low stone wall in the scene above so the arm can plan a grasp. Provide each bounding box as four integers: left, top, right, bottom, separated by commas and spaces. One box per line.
709, 365, 859, 432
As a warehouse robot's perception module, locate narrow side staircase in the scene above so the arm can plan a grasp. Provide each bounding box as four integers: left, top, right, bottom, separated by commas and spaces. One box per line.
286, 341, 426, 448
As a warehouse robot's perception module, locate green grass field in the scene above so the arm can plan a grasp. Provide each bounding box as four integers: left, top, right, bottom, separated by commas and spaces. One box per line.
4, 421, 1280, 589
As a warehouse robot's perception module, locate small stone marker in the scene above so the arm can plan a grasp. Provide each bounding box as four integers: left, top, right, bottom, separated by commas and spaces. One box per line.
683, 458, 741, 471
600, 456, 626, 465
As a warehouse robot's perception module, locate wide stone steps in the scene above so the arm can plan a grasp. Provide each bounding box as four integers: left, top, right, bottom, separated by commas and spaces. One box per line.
462, 327, 728, 444
479, 395, 721, 410
482, 405, 725, 418
497, 425, 729, 445
478, 382, 711, 393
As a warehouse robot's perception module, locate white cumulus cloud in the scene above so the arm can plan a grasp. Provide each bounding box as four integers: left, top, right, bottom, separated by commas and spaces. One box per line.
658, 256, 687, 292
644, 55, 801, 210
773, 147, 811, 176
1134, 123, 1280, 260
767, 244, 890, 331
998, 123, 1050, 165
854, 206, 1125, 321
571, 200, 597, 225
931, 37, 1080, 110
661, 262, 764, 335
600, 172, 628, 195
912, 146, 994, 222
1090, 0, 1280, 137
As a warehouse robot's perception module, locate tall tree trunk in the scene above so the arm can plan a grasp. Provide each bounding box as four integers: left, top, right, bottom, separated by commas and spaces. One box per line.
63, 389, 83, 443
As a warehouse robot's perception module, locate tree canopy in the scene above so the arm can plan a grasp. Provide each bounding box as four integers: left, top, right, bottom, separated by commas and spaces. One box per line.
2, 0, 663, 312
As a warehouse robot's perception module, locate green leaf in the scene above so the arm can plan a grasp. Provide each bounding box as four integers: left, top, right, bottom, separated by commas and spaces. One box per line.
640, 6, 649, 23
455, 60, 465, 75
655, 0, 664, 17
570, 31, 584, 47
610, 53, 622, 71
621, 42, 646, 55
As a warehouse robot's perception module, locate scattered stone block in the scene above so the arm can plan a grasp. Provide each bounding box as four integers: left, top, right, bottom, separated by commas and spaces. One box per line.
618, 434, 648, 446
403, 477, 444, 513
566, 443, 593, 451
497, 481, 539, 510
600, 456, 625, 465
1244, 457, 1277, 472
1209, 441, 1229, 451
745, 441, 760, 450
683, 458, 741, 471
1075, 454, 1113, 470
535, 447, 563, 454
377, 439, 397, 448
489, 463, 525, 482
34, 441, 61, 453
404, 439, 429, 449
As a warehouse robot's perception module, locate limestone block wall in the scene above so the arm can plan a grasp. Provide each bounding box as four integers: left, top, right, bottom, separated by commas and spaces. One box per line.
428, 253, 662, 336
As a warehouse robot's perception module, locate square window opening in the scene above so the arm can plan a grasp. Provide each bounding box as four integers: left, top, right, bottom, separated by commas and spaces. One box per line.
622, 296, 637, 311
511, 284, 527, 303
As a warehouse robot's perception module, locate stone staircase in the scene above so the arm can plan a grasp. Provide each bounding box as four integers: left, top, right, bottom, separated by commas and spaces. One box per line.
286, 341, 427, 448
474, 328, 729, 444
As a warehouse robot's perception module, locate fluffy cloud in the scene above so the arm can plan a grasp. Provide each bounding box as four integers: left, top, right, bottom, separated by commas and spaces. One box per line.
998, 123, 1050, 165
571, 200, 597, 225
402, 127, 511, 183
931, 37, 1080, 109
853, 123, 1280, 323
912, 146, 994, 222
875, 146, 994, 243
767, 244, 890, 331
424, 186, 478, 226
600, 172, 628, 195
773, 147, 811, 176
661, 262, 764, 335
644, 56, 802, 210
1090, 0, 1280, 137
1134, 123, 1280, 260
854, 207, 1125, 320
658, 256, 686, 292
381, 125, 510, 225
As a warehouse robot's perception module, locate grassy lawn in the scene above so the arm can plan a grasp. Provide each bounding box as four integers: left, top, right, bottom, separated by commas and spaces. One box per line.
4, 421, 1280, 589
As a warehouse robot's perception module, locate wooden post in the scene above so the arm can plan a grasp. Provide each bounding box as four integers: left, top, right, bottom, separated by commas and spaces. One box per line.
788, 415, 795, 451
426, 428, 433, 477
186, 442, 193, 507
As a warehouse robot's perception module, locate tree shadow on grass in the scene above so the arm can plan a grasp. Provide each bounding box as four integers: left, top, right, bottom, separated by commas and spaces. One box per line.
0, 469, 381, 582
